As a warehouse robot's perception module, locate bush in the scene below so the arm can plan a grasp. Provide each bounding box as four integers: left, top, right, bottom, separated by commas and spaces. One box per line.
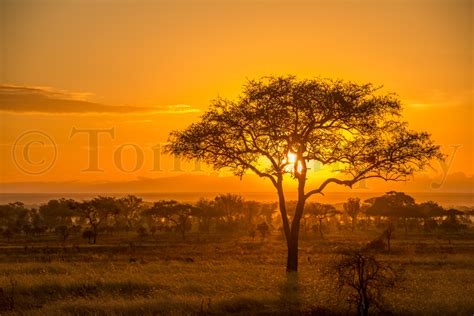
332, 251, 400, 316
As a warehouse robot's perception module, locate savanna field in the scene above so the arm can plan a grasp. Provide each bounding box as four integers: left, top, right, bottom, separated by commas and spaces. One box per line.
1, 229, 473, 315
2, 0, 473, 315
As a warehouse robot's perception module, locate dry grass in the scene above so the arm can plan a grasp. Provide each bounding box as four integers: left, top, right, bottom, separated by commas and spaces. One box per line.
1, 232, 473, 315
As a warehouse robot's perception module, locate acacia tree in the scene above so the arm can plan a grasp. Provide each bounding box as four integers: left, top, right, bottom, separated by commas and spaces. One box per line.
306, 202, 340, 238
39, 198, 76, 229
144, 200, 196, 241
343, 197, 361, 231
214, 194, 244, 223
71, 196, 120, 244
365, 191, 420, 235
333, 251, 398, 316
118, 195, 145, 234
166, 76, 442, 272
195, 198, 219, 234
418, 201, 445, 231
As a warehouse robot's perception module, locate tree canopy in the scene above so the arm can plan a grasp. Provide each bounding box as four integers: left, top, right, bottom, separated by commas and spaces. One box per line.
144, 200, 196, 240
365, 192, 446, 218
167, 76, 442, 192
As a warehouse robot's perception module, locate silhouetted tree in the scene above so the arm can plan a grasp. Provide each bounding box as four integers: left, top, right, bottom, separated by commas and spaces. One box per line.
332, 251, 398, 316
244, 201, 261, 227
166, 76, 443, 272
195, 198, 221, 234
259, 203, 277, 224
214, 194, 244, 223
144, 200, 196, 241
418, 201, 445, 217
118, 195, 145, 234
365, 193, 452, 234
365, 192, 417, 216
307, 202, 340, 238
29, 208, 47, 237
38, 199, 76, 229
344, 197, 361, 231
71, 196, 120, 244
366, 191, 419, 235
0, 202, 29, 235
441, 208, 466, 232
418, 201, 445, 232
383, 223, 395, 252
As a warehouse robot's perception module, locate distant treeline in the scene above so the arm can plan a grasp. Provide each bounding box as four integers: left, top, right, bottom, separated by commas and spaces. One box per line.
0, 191, 472, 244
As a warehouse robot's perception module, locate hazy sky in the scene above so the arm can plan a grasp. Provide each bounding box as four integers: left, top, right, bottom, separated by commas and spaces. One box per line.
0, 0, 472, 191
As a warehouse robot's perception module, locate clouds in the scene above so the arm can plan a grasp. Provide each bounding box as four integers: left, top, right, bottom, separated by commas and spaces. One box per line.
406, 89, 473, 109
0, 85, 199, 114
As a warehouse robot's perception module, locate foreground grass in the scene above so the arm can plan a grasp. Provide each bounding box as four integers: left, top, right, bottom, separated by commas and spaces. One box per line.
1, 232, 473, 315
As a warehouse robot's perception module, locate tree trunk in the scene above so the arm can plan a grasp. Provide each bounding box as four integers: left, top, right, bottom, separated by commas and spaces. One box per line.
276, 184, 291, 244
362, 293, 370, 316
287, 233, 299, 272
287, 200, 304, 272
277, 159, 307, 273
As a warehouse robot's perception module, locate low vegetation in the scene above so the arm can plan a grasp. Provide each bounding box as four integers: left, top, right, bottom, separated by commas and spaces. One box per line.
0, 192, 473, 315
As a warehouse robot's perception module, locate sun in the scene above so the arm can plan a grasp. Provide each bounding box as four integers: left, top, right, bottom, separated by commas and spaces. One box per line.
284, 151, 303, 174
287, 152, 297, 164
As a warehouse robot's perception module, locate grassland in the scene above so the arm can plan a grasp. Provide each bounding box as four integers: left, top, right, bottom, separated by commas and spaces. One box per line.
1, 231, 473, 315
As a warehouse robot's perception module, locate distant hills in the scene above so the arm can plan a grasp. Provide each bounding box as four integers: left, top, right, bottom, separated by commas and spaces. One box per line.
1, 172, 472, 194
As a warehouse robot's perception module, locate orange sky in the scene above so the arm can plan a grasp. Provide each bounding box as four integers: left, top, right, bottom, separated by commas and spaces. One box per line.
0, 0, 472, 193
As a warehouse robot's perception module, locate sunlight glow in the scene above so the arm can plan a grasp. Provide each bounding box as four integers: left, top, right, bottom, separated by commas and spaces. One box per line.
284, 151, 303, 174
287, 152, 297, 164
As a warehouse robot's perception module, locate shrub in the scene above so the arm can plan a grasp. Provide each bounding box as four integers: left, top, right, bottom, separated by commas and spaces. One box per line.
332, 251, 400, 316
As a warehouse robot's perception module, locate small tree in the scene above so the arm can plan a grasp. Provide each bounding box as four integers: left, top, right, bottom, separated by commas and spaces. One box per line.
214, 194, 244, 224
383, 223, 395, 252
118, 195, 145, 234
259, 203, 277, 224
144, 200, 196, 241
418, 201, 445, 232
71, 196, 120, 244
195, 198, 221, 234
343, 197, 361, 231
332, 251, 399, 316
38, 198, 76, 229
244, 201, 261, 228
365, 191, 419, 237
0, 202, 29, 236
441, 209, 466, 232
307, 202, 340, 238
